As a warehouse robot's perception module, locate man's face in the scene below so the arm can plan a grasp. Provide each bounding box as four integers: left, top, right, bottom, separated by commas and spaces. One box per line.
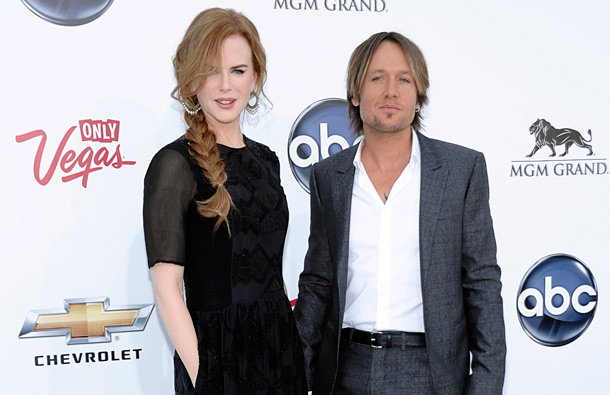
352, 41, 419, 136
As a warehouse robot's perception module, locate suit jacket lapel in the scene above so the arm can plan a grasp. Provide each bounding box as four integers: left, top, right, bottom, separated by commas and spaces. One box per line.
331, 144, 357, 317
418, 132, 449, 283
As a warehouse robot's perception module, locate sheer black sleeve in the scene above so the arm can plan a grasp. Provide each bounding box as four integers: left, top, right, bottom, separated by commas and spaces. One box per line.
143, 147, 197, 268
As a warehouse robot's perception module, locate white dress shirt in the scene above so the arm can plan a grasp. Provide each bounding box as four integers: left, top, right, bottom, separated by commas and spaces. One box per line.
342, 132, 424, 332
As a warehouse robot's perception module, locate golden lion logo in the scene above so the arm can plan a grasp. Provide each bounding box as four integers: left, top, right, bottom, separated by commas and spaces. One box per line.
527, 119, 593, 157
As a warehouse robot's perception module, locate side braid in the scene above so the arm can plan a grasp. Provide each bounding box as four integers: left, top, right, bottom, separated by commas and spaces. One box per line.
185, 116, 233, 233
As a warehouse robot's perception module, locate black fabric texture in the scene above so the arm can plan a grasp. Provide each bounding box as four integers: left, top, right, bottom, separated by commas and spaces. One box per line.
143, 135, 306, 394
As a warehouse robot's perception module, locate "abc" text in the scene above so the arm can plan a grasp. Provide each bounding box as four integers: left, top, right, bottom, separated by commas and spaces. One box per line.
518, 276, 597, 317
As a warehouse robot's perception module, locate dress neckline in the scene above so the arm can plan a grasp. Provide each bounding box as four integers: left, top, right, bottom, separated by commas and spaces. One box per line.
217, 134, 252, 152
217, 142, 246, 150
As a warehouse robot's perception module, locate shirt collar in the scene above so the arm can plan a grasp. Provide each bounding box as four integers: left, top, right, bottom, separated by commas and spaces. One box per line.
353, 130, 421, 170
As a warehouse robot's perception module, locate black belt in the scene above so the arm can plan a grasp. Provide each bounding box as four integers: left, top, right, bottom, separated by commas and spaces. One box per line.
341, 328, 426, 348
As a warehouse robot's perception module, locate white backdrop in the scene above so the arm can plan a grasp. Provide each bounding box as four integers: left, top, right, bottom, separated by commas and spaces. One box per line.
1, 1, 608, 393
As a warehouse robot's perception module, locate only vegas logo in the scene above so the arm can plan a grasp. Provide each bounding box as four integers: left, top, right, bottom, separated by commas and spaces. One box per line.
16, 119, 136, 188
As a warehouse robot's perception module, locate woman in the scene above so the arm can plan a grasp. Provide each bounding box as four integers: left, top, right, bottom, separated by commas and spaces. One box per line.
143, 8, 306, 394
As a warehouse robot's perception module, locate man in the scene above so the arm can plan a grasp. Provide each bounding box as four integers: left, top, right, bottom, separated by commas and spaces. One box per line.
293, 32, 506, 394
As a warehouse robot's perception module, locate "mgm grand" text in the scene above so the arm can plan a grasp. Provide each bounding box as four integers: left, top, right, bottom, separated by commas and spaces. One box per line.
510, 161, 608, 177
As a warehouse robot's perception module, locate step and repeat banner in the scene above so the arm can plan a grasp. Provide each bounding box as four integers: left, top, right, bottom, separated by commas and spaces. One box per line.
1, 1, 608, 393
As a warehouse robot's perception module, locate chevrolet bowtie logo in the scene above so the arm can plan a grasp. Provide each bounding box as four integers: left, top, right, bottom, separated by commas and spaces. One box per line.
19, 297, 154, 345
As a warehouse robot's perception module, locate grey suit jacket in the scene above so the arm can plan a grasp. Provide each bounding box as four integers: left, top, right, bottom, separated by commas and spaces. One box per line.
293, 132, 506, 394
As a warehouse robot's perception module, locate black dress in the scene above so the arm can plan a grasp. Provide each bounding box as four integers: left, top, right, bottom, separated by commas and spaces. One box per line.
143, 135, 306, 394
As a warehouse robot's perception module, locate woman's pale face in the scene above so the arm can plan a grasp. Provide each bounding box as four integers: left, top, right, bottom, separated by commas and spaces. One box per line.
196, 34, 257, 135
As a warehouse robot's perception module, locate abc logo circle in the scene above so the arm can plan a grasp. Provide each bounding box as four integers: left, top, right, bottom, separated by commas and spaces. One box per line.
517, 254, 598, 346
287, 98, 359, 192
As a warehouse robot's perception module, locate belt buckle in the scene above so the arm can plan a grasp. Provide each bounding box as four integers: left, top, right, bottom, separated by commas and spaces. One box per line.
370, 331, 383, 349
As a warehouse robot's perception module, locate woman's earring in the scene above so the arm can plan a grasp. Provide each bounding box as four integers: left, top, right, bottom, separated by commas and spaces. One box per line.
415, 107, 420, 113
182, 100, 201, 116
245, 94, 259, 115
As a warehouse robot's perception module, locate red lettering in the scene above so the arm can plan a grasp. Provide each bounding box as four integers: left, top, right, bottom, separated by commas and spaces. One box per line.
79, 119, 120, 142
79, 119, 93, 142
107, 120, 120, 141
16, 121, 135, 188
94, 147, 110, 165
92, 121, 103, 142
62, 147, 103, 187
60, 149, 77, 173
15, 127, 76, 186
110, 145, 136, 169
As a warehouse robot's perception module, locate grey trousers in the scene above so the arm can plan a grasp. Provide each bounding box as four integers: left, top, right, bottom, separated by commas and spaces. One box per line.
334, 338, 435, 394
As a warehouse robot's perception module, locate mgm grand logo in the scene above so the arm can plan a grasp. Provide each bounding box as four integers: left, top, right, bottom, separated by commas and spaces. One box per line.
510, 119, 607, 178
